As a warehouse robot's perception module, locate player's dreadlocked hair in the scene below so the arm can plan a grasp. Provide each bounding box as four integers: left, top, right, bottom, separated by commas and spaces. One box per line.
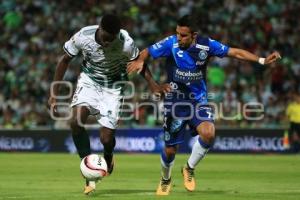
177, 15, 198, 33
100, 14, 121, 35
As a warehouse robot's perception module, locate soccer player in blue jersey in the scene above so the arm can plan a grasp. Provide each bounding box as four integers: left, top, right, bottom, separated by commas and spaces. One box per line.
127, 15, 281, 195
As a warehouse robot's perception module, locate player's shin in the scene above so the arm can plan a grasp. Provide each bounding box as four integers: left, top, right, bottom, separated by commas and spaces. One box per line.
71, 128, 91, 159
187, 137, 210, 169
102, 137, 115, 164
160, 150, 175, 180
100, 131, 116, 174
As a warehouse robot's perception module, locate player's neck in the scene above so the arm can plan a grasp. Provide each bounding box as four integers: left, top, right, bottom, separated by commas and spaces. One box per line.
95, 29, 102, 46
191, 37, 197, 46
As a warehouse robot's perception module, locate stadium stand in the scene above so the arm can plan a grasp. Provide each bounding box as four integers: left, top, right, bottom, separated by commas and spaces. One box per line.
0, 0, 299, 129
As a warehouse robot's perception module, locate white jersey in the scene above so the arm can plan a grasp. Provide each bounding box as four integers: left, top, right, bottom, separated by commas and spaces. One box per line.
64, 25, 139, 88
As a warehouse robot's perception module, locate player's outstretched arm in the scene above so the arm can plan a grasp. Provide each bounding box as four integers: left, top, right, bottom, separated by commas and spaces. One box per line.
127, 48, 170, 95
48, 53, 73, 112
127, 48, 149, 75
139, 64, 171, 95
227, 48, 281, 65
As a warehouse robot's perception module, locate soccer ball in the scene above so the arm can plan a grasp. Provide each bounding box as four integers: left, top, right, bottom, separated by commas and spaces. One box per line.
80, 154, 108, 181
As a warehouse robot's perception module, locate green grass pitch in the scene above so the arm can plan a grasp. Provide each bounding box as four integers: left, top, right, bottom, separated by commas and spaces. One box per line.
0, 153, 299, 200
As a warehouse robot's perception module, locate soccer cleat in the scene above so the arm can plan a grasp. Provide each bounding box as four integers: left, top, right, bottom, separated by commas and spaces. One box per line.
83, 180, 96, 195
181, 165, 195, 192
156, 178, 172, 195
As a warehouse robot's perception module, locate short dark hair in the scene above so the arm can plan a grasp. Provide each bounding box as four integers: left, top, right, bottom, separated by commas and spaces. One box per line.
100, 14, 121, 35
177, 15, 197, 32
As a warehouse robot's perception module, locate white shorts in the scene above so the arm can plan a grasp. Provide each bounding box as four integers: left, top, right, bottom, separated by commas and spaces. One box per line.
70, 73, 123, 129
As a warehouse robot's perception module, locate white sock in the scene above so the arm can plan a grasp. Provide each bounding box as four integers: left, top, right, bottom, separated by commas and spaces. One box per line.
160, 156, 174, 180
187, 138, 209, 169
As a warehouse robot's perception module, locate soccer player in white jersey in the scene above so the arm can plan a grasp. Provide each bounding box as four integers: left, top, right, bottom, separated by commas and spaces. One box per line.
48, 14, 141, 195
128, 15, 281, 195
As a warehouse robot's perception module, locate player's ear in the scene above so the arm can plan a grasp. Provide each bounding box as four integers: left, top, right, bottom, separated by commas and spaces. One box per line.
192, 32, 198, 39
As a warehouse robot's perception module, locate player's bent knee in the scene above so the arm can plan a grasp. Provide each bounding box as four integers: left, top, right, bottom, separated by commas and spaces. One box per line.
70, 117, 83, 132
165, 148, 176, 156
100, 131, 115, 146
165, 145, 178, 156
201, 130, 215, 144
100, 135, 112, 145
197, 122, 215, 144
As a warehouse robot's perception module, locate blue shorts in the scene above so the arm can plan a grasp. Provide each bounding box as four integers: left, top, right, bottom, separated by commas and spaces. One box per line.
163, 102, 214, 146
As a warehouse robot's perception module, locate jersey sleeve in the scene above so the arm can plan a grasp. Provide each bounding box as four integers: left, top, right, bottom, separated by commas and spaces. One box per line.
120, 29, 139, 61
148, 36, 173, 59
63, 30, 82, 57
123, 38, 140, 61
208, 38, 229, 58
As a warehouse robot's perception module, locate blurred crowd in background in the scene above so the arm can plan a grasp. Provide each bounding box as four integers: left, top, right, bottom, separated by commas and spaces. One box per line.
0, 0, 299, 129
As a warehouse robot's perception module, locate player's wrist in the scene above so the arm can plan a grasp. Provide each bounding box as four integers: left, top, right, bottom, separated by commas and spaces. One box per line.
258, 57, 265, 65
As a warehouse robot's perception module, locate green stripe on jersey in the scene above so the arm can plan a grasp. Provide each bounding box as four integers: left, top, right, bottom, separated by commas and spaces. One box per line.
81, 62, 128, 88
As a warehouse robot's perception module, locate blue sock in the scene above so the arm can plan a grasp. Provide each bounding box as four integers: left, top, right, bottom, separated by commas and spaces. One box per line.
161, 150, 175, 167
160, 150, 175, 180
198, 137, 211, 149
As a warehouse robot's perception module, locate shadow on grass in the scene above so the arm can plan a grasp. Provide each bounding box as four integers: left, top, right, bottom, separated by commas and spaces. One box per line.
91, 189, 154, 197
90, 188, 235, 198
176, 189, 239, 196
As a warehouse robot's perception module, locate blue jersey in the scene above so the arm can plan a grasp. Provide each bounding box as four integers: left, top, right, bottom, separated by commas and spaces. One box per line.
148, 35, 229, 105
